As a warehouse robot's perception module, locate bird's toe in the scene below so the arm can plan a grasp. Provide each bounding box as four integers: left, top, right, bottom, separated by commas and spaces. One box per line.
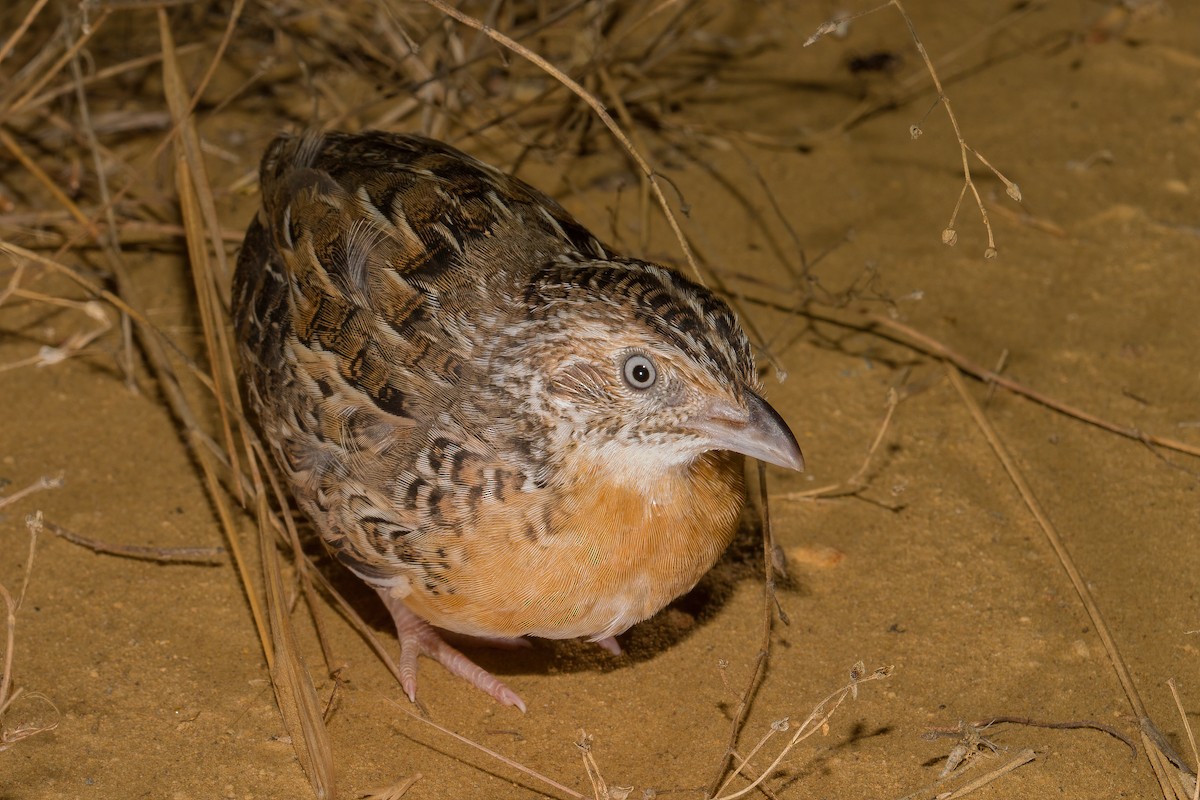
378, 587, 526, 712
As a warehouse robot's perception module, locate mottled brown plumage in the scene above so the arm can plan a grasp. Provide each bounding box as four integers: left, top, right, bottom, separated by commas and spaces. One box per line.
232, 130, 803, 711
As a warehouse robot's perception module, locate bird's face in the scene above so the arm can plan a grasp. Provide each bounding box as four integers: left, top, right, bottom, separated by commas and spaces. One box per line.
493, 260, 803, 488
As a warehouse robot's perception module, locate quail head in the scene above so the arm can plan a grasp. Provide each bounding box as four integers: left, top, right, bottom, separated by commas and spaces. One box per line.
232, 130, 804, 712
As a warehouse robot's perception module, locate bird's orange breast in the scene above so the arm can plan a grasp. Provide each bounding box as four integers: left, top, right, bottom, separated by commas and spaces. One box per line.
398, 450, 746, 641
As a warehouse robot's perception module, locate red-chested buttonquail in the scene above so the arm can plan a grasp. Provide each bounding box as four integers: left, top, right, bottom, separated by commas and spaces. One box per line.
232, 130, 804, 712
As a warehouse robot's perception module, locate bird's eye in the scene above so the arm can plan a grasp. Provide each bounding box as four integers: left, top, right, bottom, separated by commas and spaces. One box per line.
622, 354, 657, 390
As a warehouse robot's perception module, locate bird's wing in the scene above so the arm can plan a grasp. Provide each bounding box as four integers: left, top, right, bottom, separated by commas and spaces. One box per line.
233, 130, 608, 583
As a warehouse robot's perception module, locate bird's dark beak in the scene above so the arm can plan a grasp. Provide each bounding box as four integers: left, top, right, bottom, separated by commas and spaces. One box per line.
691, 389, 804, 472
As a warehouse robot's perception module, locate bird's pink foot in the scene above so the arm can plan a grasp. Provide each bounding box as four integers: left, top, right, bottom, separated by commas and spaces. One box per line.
594, 635, 622, 656
375, 587, 526, 712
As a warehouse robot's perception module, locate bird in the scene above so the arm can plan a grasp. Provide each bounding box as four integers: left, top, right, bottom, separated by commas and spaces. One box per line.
232, 129, 804, 712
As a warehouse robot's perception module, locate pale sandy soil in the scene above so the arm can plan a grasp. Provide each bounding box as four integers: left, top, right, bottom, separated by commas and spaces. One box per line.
1, 1, 1198, 798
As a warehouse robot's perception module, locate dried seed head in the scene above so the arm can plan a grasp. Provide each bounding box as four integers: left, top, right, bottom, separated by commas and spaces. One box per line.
941, 228, 958, 246
910, 124, 923, 140
804, 20, 841, 46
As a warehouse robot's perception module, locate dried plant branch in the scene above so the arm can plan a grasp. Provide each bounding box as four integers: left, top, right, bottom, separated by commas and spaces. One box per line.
941, 748, 1039, 799
0, 475, 62, 511
0, 0, 52, 69
712, 662, 894, 800
6, 8, 113, 117
391, 700, 587, 800
758, 302, 1200, 461
1167, 680, 1200, 795
1162, 680, 1200, 800
155, 9, 334, 797
361, 772, 424, 800
778, 388, 901, 501
945, 363, 1167, 787
418, 0, 706, 285
67, 25, 138, 385
578, 730, 633, 800
250, 449, 337, 798
43, 520, 225, 565
806, 1, 1021, 257
924, 715, 1136, 758
705, 460, 787, 797
0, 512, 59, 750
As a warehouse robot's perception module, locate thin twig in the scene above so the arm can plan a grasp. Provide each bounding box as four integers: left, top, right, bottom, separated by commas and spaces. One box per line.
945, 363, 1161, 782
0, 0, 52, 69
806, 1, 1021, 256
713, 663, 893, 800
361, 772, 423, 800
0, 513, 58, 749
760, 302, 1200, 461
778, 388, 900, 501
0, 475, 63, 512
391, 700, 586, 800
704, 461, 778, 797
941, 748, 1039, 799
43, 520, 225, 565
925, 715, 1136, 758
1165, 680, 1200, 800
418, 0, 705, 285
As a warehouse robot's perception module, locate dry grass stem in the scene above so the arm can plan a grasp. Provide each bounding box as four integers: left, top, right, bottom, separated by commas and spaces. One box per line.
578, 730, 633, 800
360, 772, 423, 800
945, 363, 1168, 784
938, 748, 1039, 799
0, 0, 51, 69
0, 512, 59, 750
806, 1, 1021, 256
6, 10, 114, 116
924, 715, 1136, 759
42, 519, 225, 564
1164, 680, 1199, 800
0, 242, 188, 371
772, 304, 1200, 461
255, 463, 337, 798
144, 20, 340, 792
13, 42, 204, 114
1141, 714, 1195, 800
779, 388, 901, 501
0, 475, 62, 511
712, 663, 894, 800
390, 700, 586, 800
419, 0, 705, 284
705, 460, 783, 795
0, 289, 111, 373
0, 126, 100, 240
387, 662, 888, 800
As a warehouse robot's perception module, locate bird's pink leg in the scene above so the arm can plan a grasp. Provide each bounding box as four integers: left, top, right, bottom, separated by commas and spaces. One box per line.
375, 587, 526, 712
594, 636, 622, 656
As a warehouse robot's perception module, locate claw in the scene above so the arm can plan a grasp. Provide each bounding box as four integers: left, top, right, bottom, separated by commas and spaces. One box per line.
377, 587, 527, 712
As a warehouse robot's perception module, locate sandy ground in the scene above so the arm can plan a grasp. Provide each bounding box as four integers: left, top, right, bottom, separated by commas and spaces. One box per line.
2, 1, 1198, 798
